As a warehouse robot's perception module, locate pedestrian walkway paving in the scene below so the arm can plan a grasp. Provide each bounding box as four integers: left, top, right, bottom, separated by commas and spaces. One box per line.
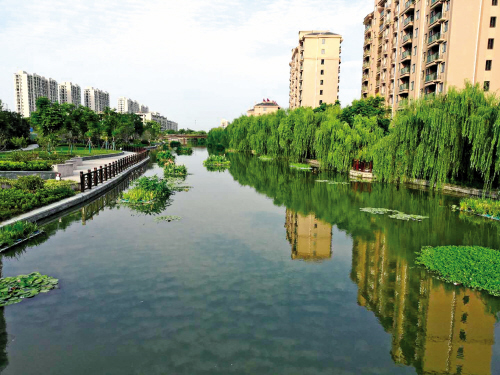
62, 152, 134, 182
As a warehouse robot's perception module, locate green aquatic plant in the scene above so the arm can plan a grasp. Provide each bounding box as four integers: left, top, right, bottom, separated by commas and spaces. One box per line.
360, 207, 428, 221
121, 176, 173, 203
290, 163, 311, 170
204, 155, 230, 166
164, 164, 188, 178
258, 156, 273, 161
0, 221, 40, 249
416, 246, 500, 296
175, 147, 193, 155
0, 272, 58, 306
459, 197, 500, 220
156, 150, 176, 167
154, 216, 182, 223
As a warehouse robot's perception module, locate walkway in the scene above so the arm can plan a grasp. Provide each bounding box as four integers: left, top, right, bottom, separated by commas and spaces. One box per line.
63, 152, 134, 182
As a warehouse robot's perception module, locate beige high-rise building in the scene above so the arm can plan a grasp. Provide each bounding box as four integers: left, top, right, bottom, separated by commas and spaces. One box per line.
14, 70, 58, 117
362, 0, 500, 110
117, 97, 141, 114
84, 87, 110, 113
59, 82, 81, 106
289, 31, 343, 109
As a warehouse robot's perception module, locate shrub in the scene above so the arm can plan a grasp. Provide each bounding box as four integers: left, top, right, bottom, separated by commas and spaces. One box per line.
0, 160, 52, 171
176, 146, 193, 155
170, 141, 181, 148
157, 151, 176, 167
122, 176, 173, 203
203, 155, 230, 166
44, 180, 78, 190
13, 176, 45, 191
164, 164, 188, 177
416, 246, 500, 296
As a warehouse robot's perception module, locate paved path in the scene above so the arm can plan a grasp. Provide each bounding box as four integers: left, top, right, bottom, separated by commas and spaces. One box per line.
63, 152, 134, 182
2, 144, 39, 153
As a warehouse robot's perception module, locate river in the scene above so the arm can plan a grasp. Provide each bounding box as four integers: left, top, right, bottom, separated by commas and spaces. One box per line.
0, 148, 498, 375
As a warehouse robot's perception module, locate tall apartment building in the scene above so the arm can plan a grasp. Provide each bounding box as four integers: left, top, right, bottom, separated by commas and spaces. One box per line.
13, 70, 58, 117
136, 112, 177, 132
289, 31, 343, 109
140, 104, 149, 113
117, 97, 141, 114
84, 87, 110, 113
362, 0, 500, 109
59, 82, 81, 106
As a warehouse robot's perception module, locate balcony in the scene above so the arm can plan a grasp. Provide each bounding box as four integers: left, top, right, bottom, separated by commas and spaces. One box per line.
403, 16, 414, 29
363, 50, 371, 58
426, 52, 443, 65
401, 0, 415, 15
400, 66, 411, 77
425, 72, 442, 83
429, 12, 441, 26
399, 83, 410, 93
365, 25, 372, 34
401, 50, 412, 61
430, 0, 443, 9
402, 33, 413, 46
363, 62, 371, 69
364, 37, 373, 46
362, 74, 370, 81
398, 99, 409, 109
362, 85, 369, 93
428, 32, 444, 45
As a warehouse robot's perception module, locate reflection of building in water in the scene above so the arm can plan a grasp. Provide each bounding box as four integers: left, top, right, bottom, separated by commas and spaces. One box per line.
351, 233, 496, 375
285, 209, 332, 261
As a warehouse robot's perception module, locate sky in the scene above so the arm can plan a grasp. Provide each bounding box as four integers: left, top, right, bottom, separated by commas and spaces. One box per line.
0, 0, 372, 131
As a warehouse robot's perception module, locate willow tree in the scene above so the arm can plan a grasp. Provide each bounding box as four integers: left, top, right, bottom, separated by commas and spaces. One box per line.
373, 82, 500, 190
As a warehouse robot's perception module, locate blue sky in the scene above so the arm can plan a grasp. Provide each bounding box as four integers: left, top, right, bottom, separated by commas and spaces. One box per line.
0, 0, 372, 131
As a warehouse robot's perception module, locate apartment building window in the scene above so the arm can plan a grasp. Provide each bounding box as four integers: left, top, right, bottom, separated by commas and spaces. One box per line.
491, 17, 497, 28
414, 46, 417, 55
412, 64, 416, 73
416, 10, 420, 20
484, 81, 491, 91
493, 0, 498, 5
320, 90, 323, 95
321, 59, 325, 65
486, 60, 492, 70
322, 39, 326, 44
411, 81, 414, 91
438, 83, 444, 92
444, 21, 449, 32
441, 63, 446, 73
321, 70, 324, 75
320, 80, 324, 85
442, 42, 447, 53
488, 38, 495, 49
321, 49, 325, 54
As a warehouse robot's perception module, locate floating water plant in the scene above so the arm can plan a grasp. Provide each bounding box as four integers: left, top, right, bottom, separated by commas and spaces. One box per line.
456, 197, 500, 221
360, 207, 428, 221
290, 163, 311, 170
175, 147, 193, 155
204, 155, 230, 166
416, 246, 500, 296
154, 216, 182, 223
164, 164, 188, 178
0, 272, 58, 306
121, 176, 173, 204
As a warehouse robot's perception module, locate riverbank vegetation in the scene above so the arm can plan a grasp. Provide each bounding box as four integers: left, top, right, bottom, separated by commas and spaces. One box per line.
0, 221, 40, 249
0, 272, 59, 306
458, 197, 500, 220
0, 176, 76, 221
416, 246, 500, 296
203, 155, 230, 167
175, 146, 193, 155
163, 164, 188, 178
210, 83, 500, 190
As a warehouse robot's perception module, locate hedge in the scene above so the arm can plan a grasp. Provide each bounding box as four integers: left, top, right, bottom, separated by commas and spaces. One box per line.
0, 161, 52, 171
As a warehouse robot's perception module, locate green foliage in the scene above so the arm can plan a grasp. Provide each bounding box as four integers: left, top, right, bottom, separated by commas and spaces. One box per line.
460, 197, 500, 219
122, 176, 173, 203
203, 155, 230, 166
10, 136, 28, 149
206, 127, 227, 149
0, 272, 58, 306
0, 186, 75, 220
416, 246, 500, 296
290, 162, 312, 170
157, 150, 176, 166
0, 160, 51, 171
373, 83, 500, 190
170, 141, 181, 148
0, 100, 31, 151
0, 221, 39, 248
164, 164, 188, 177
208, 99, 387, 172
175, 146, 193, 155
12, 176, 45, 191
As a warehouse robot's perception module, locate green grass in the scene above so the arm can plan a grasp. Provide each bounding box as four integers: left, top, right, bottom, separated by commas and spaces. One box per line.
416, 246, 500, 296
0, 147, 119, 160
0, 221, 39, 248
459, 197, 500, 219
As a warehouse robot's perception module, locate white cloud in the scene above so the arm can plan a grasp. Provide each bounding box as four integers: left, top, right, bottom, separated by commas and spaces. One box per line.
0, 0, 372, 130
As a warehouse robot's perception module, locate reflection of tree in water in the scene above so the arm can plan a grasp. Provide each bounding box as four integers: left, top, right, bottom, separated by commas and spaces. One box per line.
227, 152, 500, 375
285, 209, 332, 261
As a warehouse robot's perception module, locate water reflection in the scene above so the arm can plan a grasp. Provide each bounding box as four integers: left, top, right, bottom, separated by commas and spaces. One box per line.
227, 152, 500, 375
285, 210, 332, 261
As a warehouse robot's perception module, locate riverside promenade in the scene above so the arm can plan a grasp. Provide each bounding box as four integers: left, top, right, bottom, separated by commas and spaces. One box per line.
62, 152, 134, 182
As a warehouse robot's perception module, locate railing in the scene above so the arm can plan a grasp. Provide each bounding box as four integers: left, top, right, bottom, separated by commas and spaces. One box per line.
403, 16, 414, 26
429, 12, 442, 25
402, 33, 413, 43
403, 0, 415, 12
400, 83, 410, 91
428, 32, 441, 44
427, 53, 439, 63
352, 160, 373, 173
425, 72, 438, 82
431, 0, 442, 7
400, 66, 411, 75
80, 150, 149, 193
402, 50, 412, 59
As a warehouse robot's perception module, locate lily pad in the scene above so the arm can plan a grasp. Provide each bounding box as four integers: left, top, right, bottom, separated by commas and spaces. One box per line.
0, 272, 58, 307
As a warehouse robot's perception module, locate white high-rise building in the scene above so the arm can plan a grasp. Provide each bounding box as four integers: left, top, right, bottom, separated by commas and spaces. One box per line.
118, 97, 144, 114
84, 87, 110, 113
13, 70, 58, 117
140, 104, 149, 113
59, 82, 81, 106
136, 112, 177, 132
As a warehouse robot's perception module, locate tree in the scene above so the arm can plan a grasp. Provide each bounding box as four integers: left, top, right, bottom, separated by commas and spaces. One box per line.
143, 121, 161, 145
31, 97, 65, 150
0, 100, 30, 150
340, 96, 391, 133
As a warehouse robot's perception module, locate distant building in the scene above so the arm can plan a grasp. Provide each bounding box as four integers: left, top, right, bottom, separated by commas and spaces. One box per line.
84, 87, 110, 113
117, 97, 141, 114
14, 70, 58, 117
220, 119, 229, 128
59, 82, 81, 106
246, 99, 281, 116
167, 120, 178, 132
140, 104, 149, 113
136, 112, 178, 132
289, 31, 343, 109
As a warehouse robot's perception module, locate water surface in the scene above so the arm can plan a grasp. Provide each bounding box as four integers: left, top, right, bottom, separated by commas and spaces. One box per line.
0, 148, 498, 375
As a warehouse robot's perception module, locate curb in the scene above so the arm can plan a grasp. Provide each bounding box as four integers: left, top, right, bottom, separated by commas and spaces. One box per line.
0, 157, 150, 228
